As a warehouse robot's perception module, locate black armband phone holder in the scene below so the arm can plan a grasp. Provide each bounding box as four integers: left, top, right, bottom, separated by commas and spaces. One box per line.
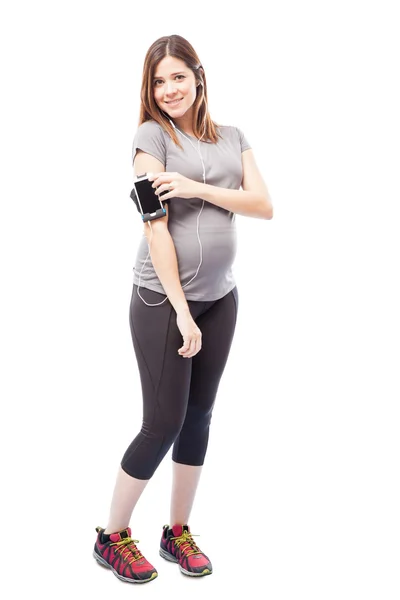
130, 172, 170, 222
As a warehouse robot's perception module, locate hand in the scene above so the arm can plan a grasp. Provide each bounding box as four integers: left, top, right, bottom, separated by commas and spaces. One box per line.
176, 310, 202, 358
148, 171, 203, 201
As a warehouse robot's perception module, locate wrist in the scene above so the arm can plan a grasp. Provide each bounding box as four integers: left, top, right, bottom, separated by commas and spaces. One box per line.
196, 182, 210, 200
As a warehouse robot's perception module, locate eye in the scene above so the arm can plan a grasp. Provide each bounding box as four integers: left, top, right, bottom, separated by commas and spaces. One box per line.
154, 75, 185, 86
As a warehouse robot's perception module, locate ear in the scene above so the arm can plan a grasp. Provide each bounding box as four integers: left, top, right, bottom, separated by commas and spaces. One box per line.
196, 65, 204, 86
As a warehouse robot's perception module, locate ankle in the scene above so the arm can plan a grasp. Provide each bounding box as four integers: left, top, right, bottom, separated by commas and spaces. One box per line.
104, 525, 128, 534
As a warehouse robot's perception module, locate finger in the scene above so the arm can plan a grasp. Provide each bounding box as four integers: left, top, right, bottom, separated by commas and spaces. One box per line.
195, 337, 202, 354
151, 174, 169, 187
188, 338, 201, 358
156, 186, 175, 202
148, 172, 164, 181
189, 337, 201, 357
180, 337, 198, 358
187, 338, 197, 356
179, 338, 190, 353
154, 183, 171, 195
180, 341, 195, 358
152, 179, 170, 191
178, 337, 194, 356
158, 192, 172, 202
194, 335, 202, 355
191, 331, 202, 352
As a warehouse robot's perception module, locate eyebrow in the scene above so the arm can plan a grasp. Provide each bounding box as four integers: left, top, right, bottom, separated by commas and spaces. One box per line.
153, 72, 186, 80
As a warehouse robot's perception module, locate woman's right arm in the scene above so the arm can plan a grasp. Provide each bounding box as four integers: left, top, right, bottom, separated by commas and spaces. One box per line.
143, 207, 189, 314
134, 151, 202, 357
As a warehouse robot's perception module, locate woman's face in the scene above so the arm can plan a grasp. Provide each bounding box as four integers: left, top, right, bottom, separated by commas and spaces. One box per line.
153, 56, 198, 120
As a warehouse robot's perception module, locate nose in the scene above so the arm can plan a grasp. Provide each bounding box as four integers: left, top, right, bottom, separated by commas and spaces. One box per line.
165, 80, 178, 95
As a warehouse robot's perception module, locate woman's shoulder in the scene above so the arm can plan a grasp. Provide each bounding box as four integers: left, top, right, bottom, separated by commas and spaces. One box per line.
217, 124, 245, 138
132, 120, 169, 164
136, 119, 166, 135
133, 120, 169, 149
216, 124, 251, 152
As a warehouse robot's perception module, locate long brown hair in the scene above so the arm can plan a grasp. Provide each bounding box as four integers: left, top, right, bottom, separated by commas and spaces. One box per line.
138, 35, 222, 149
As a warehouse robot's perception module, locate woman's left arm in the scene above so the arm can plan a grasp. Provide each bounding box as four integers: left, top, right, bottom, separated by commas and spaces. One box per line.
149, 149, 273, 220
200, 149, 273, 220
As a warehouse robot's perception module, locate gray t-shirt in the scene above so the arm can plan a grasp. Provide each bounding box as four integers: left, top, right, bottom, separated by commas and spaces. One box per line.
131, 120, 251, 301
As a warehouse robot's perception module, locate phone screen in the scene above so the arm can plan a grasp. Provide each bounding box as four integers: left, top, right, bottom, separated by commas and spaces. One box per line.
134, 178, 163, 214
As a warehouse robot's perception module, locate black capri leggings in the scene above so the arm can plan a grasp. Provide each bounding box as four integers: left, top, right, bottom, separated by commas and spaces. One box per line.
120, 283, 239, 480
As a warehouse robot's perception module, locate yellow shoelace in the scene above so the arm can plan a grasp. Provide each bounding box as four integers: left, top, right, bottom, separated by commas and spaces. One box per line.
111, 537, 144, 564
171, 530, 202, 557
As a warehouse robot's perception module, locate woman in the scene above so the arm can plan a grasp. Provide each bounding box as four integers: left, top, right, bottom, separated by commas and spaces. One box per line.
93, 34, 273, 584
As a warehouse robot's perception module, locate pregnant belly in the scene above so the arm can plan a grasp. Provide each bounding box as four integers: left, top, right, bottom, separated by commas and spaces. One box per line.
172, 227, 237, 285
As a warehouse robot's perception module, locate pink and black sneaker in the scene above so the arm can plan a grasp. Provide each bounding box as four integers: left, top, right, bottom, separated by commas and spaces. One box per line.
159, 524, 213, 577
93, 526, 158, 584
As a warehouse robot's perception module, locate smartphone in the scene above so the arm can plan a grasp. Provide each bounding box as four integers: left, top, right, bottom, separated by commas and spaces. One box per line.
130, 174, 169, 222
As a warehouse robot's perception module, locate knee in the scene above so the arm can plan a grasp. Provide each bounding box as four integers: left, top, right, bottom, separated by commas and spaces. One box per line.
159, 414, 186, 445
120, 415, 185, 480
182, 403, 214, 431
141, 411, 184, 446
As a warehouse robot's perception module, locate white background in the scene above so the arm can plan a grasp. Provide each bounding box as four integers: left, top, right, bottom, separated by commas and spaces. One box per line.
1, 1, 399, 598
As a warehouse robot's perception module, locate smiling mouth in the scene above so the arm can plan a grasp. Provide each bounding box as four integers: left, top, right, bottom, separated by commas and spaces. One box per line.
166, 98, 183, 105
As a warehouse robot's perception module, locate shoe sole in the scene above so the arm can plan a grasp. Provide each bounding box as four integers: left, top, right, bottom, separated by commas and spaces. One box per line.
159, 547, 212, 577
93, 549, 158, 584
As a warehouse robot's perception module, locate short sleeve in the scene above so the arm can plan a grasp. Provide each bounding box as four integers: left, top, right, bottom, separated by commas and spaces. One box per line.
235, 126, 251, 152
132, 121, 167, 166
